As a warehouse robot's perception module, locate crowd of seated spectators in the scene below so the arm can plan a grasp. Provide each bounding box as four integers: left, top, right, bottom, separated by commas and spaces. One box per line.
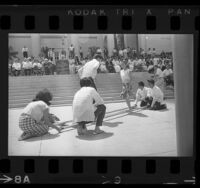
9, 47, 173, 87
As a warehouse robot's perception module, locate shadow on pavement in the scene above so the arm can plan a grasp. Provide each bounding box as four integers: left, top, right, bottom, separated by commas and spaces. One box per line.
157, 108, 169, 112
24, 133, 60, 142
105, 110, 148, 121
76, 130, 114, 141
103, 121, 123, 127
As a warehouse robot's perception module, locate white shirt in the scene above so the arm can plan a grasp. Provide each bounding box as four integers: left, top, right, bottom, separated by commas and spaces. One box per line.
152, 85, 164, 104
12, 62, 21, 70
153, 58, 159, 66
72, 87, 104, 122
80, 59, 100, 79
136, 87, 150, 101
27, 61, 33, 69
119, 50, 123, 56
22, 47, 28, 52
22, 61, 28, 69
33, 62, 42, 69
155, 68, 163, 78
133, 59, 138, 66
128, 59, 135, 71
120, 69, 131, 84
163, 68, 173, 77
22, 101, 49, 123
69, 46, 74, 52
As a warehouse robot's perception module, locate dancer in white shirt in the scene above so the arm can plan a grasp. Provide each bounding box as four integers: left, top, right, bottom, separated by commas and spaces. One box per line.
78, 54, 103, 90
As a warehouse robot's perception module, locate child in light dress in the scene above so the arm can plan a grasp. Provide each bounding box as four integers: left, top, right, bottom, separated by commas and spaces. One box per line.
120, 60, 133, 111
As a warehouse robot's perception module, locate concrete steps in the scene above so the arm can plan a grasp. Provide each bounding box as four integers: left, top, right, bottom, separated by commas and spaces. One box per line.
9, 73, 174, 109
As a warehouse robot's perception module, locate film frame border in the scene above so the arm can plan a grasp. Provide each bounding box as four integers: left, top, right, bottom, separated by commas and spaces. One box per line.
0, 5, 199, 184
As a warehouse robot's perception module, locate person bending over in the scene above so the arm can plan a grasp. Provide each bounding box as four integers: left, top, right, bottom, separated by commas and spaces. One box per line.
147, 79, 167, 110
134, 81, 151, 107
18, 89, 64, 141
72, 77, 106, 135
78, 54, 103, 90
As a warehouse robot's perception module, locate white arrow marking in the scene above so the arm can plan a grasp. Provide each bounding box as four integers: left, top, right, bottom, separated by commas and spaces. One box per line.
0, 175, 13, 183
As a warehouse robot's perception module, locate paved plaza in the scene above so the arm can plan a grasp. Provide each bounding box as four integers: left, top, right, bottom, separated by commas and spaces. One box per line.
8, 99, 177, 156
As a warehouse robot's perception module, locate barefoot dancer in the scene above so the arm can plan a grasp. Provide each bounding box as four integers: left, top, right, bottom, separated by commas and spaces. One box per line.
72, 77, 106, 135
120, 60, 133, 111
18, 89, 64, 141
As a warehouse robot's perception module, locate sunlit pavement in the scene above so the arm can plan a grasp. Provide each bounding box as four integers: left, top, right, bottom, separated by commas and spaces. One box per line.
8, 100, 177, 156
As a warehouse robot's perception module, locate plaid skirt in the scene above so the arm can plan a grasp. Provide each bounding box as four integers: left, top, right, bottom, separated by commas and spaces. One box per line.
19, 113, 49, 137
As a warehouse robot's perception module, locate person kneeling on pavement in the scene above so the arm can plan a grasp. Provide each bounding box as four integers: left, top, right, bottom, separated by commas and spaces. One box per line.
18, 89, 65, 141
72, 77, 106, 135
146, 79, 167, 110
134, 81, 152, 107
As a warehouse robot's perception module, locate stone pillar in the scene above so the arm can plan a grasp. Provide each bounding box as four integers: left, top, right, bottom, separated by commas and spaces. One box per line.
31, 34, 40, 57
107, 34, 115, 56
172, 34, 193, 156
124, 34, 138, 50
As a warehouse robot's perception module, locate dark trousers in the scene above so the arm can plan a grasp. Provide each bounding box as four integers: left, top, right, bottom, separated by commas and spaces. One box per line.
145, 97, 167, 110
80, 52, 83, 59
24, 69, 31, 76
140, 100, 148, 107
14, 70, 21, 76
23, 51, 28, 58
164, 75, 174, 86
78, 104, 106, 128
94, 104, 106, 127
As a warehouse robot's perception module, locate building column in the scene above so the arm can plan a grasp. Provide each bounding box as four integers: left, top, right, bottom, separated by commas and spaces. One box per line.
31, 34, 40, 57
172, 34, 193, 156
124, 34, 138, 50
106, 34, 115, 56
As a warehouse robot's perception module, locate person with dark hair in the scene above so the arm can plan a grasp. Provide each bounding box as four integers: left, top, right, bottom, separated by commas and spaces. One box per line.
69, 44, 75, 59
72, 77, 106, 135
78, 54, 103, 90
163, 65, 174, 87
147, 79, 167, 110
79, 46, 83, 59
18, 89, 64, 141
22, 46, 28, 58
134, 81, 152, 107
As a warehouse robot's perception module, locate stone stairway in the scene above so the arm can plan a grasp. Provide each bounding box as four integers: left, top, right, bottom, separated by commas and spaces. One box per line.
9, 73, 174, 109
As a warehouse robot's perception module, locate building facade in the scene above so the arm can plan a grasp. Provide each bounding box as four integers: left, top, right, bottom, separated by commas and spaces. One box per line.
9, 33, 172, 60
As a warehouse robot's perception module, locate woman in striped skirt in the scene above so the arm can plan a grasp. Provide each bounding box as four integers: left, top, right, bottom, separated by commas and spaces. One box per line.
18, 88, 64, 141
